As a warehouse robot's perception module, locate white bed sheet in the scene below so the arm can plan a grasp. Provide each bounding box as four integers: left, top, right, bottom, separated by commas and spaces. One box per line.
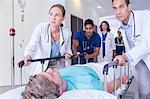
0, 86, 117, 99
58, 89, 117, 99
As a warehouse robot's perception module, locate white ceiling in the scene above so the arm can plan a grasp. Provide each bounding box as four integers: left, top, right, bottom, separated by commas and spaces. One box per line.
86, 0, 150, 17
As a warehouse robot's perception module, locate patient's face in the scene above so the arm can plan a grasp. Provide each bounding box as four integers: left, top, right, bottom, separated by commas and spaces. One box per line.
40, 68, 63, 89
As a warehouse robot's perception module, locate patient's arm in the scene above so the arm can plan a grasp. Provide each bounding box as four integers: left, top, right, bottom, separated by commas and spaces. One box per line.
107, 75, 127, 93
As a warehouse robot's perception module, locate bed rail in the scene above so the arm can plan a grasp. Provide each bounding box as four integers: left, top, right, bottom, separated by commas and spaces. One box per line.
18, 56, 65, 68
103, 60, 119, 95
18, 54, 85, 86
103, 60, 134, 99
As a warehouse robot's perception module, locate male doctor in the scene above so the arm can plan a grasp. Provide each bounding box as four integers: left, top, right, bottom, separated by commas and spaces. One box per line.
112, 0, 150, 99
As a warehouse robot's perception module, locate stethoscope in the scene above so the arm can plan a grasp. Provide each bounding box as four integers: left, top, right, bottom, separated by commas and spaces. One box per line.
131, 11, 141, 41
120, 11, 140, 41
82, 35, 95, 53
131, 11, 136, 40
47, 24, 65, 47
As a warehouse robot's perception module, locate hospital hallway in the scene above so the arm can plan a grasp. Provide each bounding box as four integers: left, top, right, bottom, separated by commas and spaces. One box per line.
1, 0, 150, 99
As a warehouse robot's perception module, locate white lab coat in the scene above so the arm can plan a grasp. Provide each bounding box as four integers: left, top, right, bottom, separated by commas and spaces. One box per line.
24, 23, 72, 74
98, 32, 116, 62
119, 10, 150, 96
119, 10, 150, 74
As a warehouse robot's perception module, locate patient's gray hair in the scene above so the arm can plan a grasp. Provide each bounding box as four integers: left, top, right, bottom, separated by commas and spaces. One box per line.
22, 74, 60, 99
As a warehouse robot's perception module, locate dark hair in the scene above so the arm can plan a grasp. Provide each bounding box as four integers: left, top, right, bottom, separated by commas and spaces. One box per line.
60, 23, 63, 27
22, 75, 60, 99
112, 0, 130, 6
99, 21, 111, 32
49, 4, 66, 17
84, 19, 94, 27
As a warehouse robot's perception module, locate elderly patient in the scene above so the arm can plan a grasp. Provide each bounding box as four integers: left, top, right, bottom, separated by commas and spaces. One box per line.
22, 64, 127, 99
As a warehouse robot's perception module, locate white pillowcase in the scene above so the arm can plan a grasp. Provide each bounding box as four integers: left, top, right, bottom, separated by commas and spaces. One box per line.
58, 89, 117, 99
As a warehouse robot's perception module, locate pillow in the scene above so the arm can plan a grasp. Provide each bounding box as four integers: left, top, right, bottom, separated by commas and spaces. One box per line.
58, 89, 117, 99
0, 87, 117, 99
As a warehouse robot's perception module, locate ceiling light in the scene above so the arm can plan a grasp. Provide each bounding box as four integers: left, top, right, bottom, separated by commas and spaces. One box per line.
97, 6, 102, 8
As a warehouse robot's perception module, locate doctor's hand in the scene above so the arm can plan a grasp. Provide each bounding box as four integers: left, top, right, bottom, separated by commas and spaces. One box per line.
122, 74, 128, 84
84, 53, 91, 59
24, 55, 32, 66
113, 55, 127, 66
64, 53, 71, 59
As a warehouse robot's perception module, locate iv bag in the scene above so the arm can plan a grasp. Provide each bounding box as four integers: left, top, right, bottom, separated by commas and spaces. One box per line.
18, 0, 27, 10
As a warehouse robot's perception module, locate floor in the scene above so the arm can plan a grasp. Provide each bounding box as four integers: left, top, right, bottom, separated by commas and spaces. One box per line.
0, 85, 20, 95
0, 86, 11, 94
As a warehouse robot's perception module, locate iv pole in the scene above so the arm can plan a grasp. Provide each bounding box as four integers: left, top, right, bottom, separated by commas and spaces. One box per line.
18, 0, 26, 86
9, 0, 15, 89
9, 0, 27, 89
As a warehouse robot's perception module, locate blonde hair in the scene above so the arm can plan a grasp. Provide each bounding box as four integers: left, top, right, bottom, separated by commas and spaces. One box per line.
22, 75, 60, 99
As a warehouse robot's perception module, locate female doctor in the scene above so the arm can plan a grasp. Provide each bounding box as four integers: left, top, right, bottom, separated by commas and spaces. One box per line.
98, 21, 116, 62
24, 4, 72, 74
112, 0, 150, 98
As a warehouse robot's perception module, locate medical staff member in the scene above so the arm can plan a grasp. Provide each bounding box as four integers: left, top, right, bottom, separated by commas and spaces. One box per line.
98, 21, 116, 62
24, 4, 72, 74
72, 19, 101, 64
112, 0, 150, 98
115, 29, 125, 55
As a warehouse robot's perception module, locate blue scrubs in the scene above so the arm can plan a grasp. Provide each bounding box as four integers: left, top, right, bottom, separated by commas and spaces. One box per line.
59, 66, 104, 91
73, 31, 101, 64
50, 38, 60, 58
102, 33, 107, 58
48, 38, 61, 68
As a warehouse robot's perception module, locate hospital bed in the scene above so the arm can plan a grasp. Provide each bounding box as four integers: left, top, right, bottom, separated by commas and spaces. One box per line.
0, 55, 134, 99
0, 86, 117, 99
